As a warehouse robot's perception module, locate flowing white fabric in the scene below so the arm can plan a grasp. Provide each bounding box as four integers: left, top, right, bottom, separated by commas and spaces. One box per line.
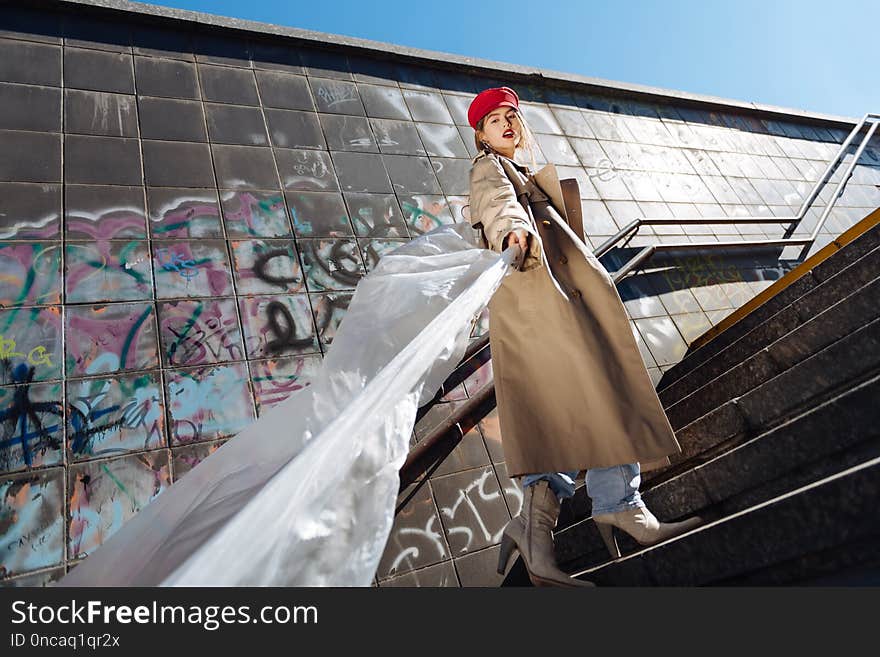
58, 223, 512, 586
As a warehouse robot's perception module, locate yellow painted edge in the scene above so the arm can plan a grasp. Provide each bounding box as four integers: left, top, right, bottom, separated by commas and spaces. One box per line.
688, 206, 880, 352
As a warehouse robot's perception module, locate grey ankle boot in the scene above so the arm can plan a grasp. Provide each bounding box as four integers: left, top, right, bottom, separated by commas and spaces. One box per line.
497, 480, 593, 587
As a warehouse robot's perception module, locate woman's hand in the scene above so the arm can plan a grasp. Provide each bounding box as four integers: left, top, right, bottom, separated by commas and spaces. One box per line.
502, 228, 529, 251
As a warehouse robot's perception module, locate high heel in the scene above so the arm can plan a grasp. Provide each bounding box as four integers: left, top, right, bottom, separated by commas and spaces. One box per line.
594, 506, 702, 558
595, 521, 621, 559
496, 532, 516, 575
498, 481, 594, 587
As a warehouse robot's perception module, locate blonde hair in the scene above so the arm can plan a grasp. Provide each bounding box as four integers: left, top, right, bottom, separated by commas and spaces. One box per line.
474, 107, 539, 171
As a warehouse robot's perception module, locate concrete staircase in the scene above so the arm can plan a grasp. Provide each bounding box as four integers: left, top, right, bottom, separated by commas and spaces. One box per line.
509, 216, 880, 585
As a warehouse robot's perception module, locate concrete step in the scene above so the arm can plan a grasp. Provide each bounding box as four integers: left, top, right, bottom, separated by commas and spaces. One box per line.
657, 220, 880, 393
664, 273, 880, 430
666, 314, 880, 467
659, 244, 880, 408
569, 456, 880, 585
554, 372, 880, 572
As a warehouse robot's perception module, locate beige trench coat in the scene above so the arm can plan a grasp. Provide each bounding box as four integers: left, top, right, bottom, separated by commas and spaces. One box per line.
468, 151, 680, 477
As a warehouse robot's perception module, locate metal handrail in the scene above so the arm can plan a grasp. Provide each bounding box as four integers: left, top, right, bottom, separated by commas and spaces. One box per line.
593, 113, 880, 283
398, 113, 880, 504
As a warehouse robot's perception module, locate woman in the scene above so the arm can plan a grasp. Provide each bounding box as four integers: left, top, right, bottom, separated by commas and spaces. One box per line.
467, 87, 701, 587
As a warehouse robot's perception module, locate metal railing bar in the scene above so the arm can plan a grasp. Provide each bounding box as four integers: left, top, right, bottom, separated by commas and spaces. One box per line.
812, 121, 879, 243
595, 115, 879, 261
399, 383, 496, 495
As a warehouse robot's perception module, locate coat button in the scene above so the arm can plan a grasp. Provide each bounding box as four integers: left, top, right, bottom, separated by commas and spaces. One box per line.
559, 255, 568, 264
541, 220, 551, 226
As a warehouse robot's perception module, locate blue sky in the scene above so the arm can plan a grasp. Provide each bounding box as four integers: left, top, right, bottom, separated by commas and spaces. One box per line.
150, 0, 877, 119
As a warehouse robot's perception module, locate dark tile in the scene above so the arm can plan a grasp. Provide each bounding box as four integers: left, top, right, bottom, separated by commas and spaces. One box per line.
0, 241, 62, 308
395, 64, 439, 90
221, 190, 291, 238
66, 241, 153, 303
431, 157, 472, 196
431, 426, 491, 477
443, 93, 471, 126
359, 84, 411, 120
64, 89, 137, 137
299, 48, 352, 80
212, 144, 279, 190
399, 194, 457, 235
65, 185, 147, 240
142, 140, 214, 188
194, 33, 251, 68
152, 239, 233, 299
138, 96, 207, 142
331, 152, 392, 193
633, 316, 689, 367
68, 452, 171, 558
319, 114, 377, 152
132, 24, 194, 60
478, 407, 505, 464
63, 15, 131, 52
0, 182, 62, 240
251, 354, 322, 414
250, 42, 303, 74
146, 187, 222, 239
417, 123, 469, 158
0, 469, 65, 576
134, 57, 199, 99
431, 467, 510, 555
158, 298, 244, 367
238, 294, 318, 359
350, 57, 396, 85
459, 124, 480, 157
382, 154, 442, 194
309, 78, 364, 116
0, 7, 63, 44
0, 131, 60, 182
0, 39, 61, 86
455, 546, 505, 587
492, 462, 523, 520
344, 193, 408, 237
230, 239, 304, 296
377, 483, 450, 579
275, 149, 338, 191
198, 64, 258, 105
205, 103, 268, 146
255, 71, 314, 111
378, 560, 459, 587
359, 238, 408, 270
264, 108, 324, 149
370, 118, 424, 155
285, 192, 352, 237
165, 363, 253, 442
0, 82, 60, 132
63, 47, 134, 94
402, 90, 454, 124
65, 302, 158, 377
309, 290, 354, 345
64, 135, 143, 185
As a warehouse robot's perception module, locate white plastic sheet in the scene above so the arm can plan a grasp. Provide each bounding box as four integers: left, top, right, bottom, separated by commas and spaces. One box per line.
58, 223, 512, 586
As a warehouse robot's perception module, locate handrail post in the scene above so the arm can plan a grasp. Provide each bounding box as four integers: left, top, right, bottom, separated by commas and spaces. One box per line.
784, 115, 870, 239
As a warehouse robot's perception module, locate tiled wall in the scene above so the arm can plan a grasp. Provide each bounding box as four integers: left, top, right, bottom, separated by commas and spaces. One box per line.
1, 2, 879, 586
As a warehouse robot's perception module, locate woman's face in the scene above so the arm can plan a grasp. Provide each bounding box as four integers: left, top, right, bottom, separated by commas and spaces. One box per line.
478, 107, 521, 156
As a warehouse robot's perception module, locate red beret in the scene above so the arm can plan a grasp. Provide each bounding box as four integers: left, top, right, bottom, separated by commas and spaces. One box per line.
467, 87, 520, 129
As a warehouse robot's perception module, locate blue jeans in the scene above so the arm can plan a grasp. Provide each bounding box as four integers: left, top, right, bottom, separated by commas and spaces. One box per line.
521, 463, 644, 515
